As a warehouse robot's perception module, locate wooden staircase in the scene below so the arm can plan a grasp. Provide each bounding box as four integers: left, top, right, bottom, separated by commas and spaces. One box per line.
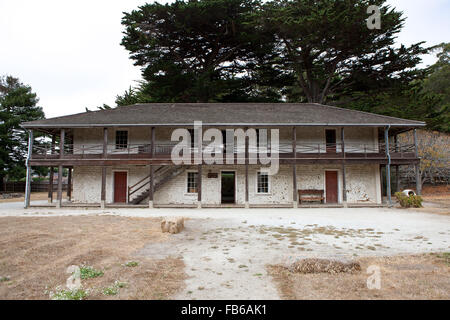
128, 166, 186, 205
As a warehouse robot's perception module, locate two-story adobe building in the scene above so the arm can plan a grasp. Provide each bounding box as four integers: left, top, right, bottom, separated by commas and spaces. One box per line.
21, 103, 424, 208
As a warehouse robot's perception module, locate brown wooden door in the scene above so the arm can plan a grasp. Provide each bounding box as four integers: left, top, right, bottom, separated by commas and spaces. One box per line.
114, 172, 127, 203
325, 171, 338, 204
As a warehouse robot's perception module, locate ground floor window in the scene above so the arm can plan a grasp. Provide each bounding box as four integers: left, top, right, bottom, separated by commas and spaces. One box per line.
187, 172, 198, 193
257, 171, 269, 193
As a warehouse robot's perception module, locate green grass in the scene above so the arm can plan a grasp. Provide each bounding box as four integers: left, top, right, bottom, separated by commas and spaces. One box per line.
436, 252, 450, 266
0, 276, 10, 282
80, 265, 104, 279
102, 281, 127, 296
102, 286, 119, 296
124, 261, 139, 267
50, 288, 88, 300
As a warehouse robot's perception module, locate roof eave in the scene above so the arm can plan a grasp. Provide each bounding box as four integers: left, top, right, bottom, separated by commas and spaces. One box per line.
21, 122, 427, 129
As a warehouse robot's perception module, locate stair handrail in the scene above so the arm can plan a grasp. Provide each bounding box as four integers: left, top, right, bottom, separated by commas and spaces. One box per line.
127, 166, 179, 202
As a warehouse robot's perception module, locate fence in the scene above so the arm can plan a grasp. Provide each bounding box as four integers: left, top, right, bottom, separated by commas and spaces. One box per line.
2, 182, 69, 193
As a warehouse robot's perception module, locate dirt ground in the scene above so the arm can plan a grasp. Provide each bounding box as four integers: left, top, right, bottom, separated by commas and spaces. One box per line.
421, 185, 450, 207
409, 185, 450, 215
0, 216, 186, 300
268, 253, 450, 300
0, 192, 54, 203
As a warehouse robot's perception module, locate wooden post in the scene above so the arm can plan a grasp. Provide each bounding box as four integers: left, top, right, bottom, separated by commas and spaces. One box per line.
24, 130, 34, 209
380, 165, 384, 203
197, 164, 202, 208
59, 129, 65, 159
103, 128, 108, 157
67, 167, 72, 201
56, 129, 65, 208
149, 127, 155, 208
341, 127, 347, 204
56, 165, 63, 208
245, 131, 249, 208
101, 128, 108, 208
384, 127, 392, 205
342, 164, 347, 204
48, 135, 56, 203
101, 167, 106, 208
414, 129, 422, 195
292, 126, 298, 208
395, 165, 400, 192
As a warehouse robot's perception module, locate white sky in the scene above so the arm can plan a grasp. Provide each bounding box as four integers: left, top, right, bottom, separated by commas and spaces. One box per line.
0, 0, 449, 119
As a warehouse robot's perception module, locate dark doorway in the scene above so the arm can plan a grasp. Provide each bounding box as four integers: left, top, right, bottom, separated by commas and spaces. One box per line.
114, 171, 127, 203
325, 171, 338, 204
221, 171, 235, 204
325, 129, 337, 153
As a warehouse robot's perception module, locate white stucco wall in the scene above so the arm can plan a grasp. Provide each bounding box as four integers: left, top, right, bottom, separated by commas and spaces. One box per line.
72, 164, 381, 205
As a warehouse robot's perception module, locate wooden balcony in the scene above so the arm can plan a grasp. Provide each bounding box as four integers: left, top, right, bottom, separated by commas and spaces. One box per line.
29, 142, 418, 166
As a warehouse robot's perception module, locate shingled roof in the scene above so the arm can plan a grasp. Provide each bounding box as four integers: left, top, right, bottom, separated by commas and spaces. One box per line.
22, 103, 425, 128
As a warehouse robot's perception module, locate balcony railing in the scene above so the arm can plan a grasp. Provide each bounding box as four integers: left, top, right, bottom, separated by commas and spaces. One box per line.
31, 142, 417, 161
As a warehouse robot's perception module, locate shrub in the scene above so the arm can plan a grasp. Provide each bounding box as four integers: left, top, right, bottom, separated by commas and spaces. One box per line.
103, 280, 127, 296
102, 286, 119, 296
80, 265, 104, 279
395, 192, 423, 208
124, 261, 139, 267
49, 287, 88, 300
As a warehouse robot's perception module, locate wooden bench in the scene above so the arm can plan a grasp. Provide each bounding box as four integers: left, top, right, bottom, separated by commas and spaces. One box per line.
298, 190, 324, 204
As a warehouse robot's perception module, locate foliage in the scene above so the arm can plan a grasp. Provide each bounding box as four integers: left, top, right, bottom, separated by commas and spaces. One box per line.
398, 130, 450, 187
102, 280, 127, 296
121, 0, 275, 103
49, 287, 88, 300
341, 43, 449, 132
435, 252, 450, 266
394, 192, 423, 208
102, 286, 118, 296
124, 261, 139, 267
259, 0, 427, 104
79, 265, 104, 279
0, 75, 46, 185
117, 0, 447, 132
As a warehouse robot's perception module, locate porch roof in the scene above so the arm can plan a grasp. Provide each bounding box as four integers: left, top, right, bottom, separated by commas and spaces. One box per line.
22, 103, 425, 129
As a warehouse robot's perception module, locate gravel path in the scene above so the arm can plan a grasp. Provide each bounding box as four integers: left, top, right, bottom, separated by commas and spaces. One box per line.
1, 202, 449, 300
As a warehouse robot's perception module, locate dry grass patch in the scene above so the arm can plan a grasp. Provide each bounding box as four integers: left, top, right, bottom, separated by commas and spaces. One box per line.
268, 254, 450, 300
288, 259, 361, 274
0, 216, 186, 300
0, 192, 53, 203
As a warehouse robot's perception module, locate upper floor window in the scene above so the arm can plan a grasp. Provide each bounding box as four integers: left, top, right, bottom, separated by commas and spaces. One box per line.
257, 171, 269, 194
325, 129, 336, 153
187, 172, 198, 193
115, 130, 128, 149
